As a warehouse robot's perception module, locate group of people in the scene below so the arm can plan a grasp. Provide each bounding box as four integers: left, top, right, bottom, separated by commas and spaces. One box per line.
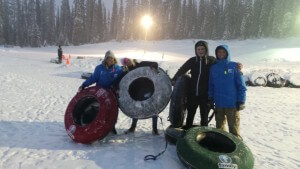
172, 41, 246, 138
76, 40, 247, 138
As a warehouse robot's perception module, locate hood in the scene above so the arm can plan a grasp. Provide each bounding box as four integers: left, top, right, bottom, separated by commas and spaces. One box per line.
215, 45, 231, 62
195, 40, 209, 57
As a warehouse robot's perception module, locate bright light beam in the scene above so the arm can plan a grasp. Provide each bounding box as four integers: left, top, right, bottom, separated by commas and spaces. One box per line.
141, 15, 153, 31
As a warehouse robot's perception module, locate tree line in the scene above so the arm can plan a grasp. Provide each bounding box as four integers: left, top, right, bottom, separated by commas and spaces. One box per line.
0, 0, 299, 47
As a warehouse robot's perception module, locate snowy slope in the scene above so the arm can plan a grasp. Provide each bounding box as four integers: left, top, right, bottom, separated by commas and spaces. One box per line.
0, 38, 300, 169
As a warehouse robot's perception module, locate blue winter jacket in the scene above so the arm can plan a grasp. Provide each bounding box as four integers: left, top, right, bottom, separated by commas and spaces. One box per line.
82, 64, 124, 89
208, 45, 247, 108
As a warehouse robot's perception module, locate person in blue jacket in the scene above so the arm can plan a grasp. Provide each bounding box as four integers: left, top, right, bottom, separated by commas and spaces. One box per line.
78, 50, 124, 134
208, 45, 247, 138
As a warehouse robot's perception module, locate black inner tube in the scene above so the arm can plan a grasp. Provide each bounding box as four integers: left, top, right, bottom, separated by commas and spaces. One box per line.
196, 132, 236, 153
72, 97, 100, 126
128, 77, 155, 101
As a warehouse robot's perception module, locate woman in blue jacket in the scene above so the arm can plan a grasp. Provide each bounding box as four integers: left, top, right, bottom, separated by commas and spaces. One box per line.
208, 45, 247, 138
79, 50, 124, 91
78, 50, 124, 134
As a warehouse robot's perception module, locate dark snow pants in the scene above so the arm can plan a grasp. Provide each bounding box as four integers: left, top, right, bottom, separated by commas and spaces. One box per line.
186, 95, 209, 127
130, 117, 158, 130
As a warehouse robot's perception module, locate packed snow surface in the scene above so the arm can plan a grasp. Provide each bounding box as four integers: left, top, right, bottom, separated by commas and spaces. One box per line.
0, 38, 300, 169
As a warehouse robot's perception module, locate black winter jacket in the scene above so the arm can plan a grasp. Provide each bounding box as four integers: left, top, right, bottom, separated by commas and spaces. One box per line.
172, 55, 216, 98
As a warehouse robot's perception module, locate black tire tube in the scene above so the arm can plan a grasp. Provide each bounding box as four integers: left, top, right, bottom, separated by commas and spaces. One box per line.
81, 72, 92, 79
118, 67, 172, 119
248, 74, 267, 87
168, 74, 191, 127
266, 72, 286, 88
165, 125, 186, 145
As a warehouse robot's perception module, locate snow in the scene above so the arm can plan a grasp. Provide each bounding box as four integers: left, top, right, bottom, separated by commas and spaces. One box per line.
0, 37, 300, 169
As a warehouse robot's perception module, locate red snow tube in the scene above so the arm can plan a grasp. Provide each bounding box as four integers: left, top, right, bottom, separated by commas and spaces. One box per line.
64, 86, 118, 144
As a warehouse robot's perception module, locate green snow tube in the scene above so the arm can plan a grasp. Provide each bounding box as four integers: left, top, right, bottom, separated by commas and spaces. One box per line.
176, 127, 254, 169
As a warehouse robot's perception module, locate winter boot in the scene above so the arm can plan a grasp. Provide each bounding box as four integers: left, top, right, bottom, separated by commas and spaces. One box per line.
125, 127, 135, 134
152, 128, 159, 135
111, 126, 117, 135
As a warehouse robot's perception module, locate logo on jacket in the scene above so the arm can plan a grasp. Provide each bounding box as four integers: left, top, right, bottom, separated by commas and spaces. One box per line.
218, 155, 238, 169
228, 69, 233, 73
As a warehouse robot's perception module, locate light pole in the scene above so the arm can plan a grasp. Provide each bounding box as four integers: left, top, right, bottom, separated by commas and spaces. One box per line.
141, 15, 153, 54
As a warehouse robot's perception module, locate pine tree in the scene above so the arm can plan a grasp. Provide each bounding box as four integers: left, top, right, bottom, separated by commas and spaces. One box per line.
169, 0, 181, 39
2, 0, 14, 45
203, 0, 219, 39
72, 0, 85, 45
60, 0, 71, 45
46, 0, 56, 45
117, 0, 124, 41
251, 0, 263, 38
36, 0, 41, 29
0, 0, 3, 44
176, 0, 187, 39
110, 0, 118, 40
258, 1, 275, 37
240, 0, 253, 39
95, 0, 104, 42
27, 0, 41, 47
198, 0, 206, 38
223, 0, 239, 39
85, 0, 96, 43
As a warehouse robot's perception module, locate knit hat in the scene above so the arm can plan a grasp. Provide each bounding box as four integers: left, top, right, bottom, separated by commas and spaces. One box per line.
121, 57, 130, 66
105, 50, 115, 59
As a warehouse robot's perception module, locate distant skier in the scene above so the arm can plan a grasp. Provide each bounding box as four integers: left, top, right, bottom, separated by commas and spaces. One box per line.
208, 45, 247, 138
57, 45, 63, 64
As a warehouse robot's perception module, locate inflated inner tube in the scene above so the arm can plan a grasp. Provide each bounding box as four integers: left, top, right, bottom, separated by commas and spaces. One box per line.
128, 77, 154, 101
196, 132, 236, 153
266, 73, 286, 88
118, 67, 172, 119
81, 72, 92, 79
176, 127, 254, 169
65, 86, 118, 144
168, 74, 191, 127
248, 73, 267, 86
72, 97, 100, 126
286, 75, 300, 88
165, 125, 186, 145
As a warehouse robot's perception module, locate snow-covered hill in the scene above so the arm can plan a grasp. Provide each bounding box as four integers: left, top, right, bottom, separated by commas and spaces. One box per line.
0, 38, 299, 169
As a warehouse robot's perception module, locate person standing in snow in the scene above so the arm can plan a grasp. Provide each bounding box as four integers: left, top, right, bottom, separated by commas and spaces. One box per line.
208, 45, 247, 138
172, 40, 243, 129
78, 50, 124, 134
171, 41, 216, 128
119, 57, 160, 135
57, 45, 63, 64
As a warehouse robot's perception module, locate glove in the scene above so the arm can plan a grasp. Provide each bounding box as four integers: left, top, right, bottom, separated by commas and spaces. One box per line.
122, 66, 129, 72
78, 85, 85, 93
207, 98, 215, 109
150, 63, 158, 70
237, 102, 245, 111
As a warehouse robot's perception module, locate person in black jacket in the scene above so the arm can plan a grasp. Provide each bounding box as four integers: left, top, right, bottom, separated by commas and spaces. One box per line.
57, 45, 63, 64
120, 57, 160, 135
172, 41, 216, 128
172, 41, 243, 128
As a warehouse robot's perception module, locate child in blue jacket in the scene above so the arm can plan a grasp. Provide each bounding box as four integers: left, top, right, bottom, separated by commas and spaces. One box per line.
208, 45, 247, 138
79, 50, 124, 90
78, 50, 124, 134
